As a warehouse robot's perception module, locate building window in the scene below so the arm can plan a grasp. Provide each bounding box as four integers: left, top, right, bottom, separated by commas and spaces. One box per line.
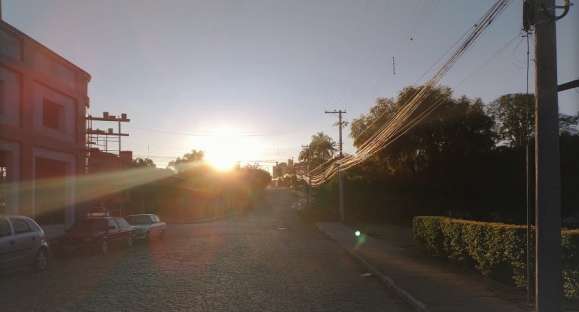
43, 99, 64, 130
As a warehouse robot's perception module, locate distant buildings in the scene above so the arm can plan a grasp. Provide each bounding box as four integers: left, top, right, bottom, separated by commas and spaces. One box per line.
272, 159, 295, 179
0, 17, 91, 226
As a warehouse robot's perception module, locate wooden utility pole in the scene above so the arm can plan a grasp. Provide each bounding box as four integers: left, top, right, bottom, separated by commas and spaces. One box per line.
533, 0, 562, 310
325, 109, 346, 222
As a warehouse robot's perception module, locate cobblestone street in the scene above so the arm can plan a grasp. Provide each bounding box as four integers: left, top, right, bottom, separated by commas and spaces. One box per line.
0, 189, 410, 312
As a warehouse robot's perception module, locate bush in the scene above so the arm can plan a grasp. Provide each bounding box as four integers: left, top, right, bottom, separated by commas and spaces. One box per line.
413, 216, 579, 298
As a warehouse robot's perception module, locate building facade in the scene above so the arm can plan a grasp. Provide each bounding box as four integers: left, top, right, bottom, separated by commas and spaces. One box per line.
0, 19, 90, 227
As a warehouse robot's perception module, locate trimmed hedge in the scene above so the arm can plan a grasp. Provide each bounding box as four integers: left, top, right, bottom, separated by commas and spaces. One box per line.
413, 216, 579, 298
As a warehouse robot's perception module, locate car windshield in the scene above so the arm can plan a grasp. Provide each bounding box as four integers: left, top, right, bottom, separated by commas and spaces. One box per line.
125, 215, 152, 225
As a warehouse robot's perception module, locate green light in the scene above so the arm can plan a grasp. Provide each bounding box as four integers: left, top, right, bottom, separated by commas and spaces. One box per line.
355, 230, 361, 237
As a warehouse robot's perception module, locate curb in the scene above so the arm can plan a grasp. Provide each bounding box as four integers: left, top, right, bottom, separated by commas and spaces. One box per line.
317, 225, 429, 312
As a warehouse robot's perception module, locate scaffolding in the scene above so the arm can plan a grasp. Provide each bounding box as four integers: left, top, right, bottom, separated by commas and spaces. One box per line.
85, 112, 130, 172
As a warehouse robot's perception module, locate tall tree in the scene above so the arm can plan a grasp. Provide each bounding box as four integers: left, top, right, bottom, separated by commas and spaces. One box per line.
486, 93, 534, 148
302, 132, 336, 168
486, 93, 579, 148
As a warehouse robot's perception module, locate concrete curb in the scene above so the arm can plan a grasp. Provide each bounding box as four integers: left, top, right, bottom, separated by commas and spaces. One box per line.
316, 225, 429, 312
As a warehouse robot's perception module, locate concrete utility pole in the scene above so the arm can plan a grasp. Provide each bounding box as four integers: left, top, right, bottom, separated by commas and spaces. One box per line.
533, 0, 562, 310
301, 145, 311, 208
325, 109, 346, 222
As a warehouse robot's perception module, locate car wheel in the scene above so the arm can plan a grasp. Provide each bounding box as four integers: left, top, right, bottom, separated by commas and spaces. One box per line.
34, 249, 49, 272
99, 240, 109, 255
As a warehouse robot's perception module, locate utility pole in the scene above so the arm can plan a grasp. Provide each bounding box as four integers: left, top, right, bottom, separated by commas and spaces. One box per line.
301, 145, 311, 208
325, 109, 346, 222
533, 0, 562, 310
523, 29, 533, 304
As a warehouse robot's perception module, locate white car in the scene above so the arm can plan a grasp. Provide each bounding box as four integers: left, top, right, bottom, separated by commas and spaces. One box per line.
125, 214, 166, 240
0, 215, 50, 272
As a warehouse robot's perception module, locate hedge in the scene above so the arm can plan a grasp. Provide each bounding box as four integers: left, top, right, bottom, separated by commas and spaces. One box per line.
413, 216, 579, 298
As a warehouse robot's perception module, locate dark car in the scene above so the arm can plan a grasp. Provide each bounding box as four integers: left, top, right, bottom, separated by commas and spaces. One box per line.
59, 217, 135, 255
0, 215, 50, 272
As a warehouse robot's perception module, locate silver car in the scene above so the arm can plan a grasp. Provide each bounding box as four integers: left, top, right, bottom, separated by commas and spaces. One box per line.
0, 215, 50, 272
125, 214, 166, 240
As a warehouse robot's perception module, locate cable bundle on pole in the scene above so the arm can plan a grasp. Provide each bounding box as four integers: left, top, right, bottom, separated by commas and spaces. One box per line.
308, 0, 513, 187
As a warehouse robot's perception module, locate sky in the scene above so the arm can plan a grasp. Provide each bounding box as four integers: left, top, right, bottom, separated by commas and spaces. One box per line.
3, 0, 578, 168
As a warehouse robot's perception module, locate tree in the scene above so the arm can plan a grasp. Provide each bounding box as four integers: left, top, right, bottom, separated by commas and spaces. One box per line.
560, 113, 579, 134
131, 157, 156, 168
241, 166, 272, 191
350, 86, 494, 176
168, 150, 205, 173
307, 86, 578, 224
487, 93, 579, 148
350, 97, 399, 147
336, 85, 497, 221
486, 93, 534, 148
302, 132, 336, 169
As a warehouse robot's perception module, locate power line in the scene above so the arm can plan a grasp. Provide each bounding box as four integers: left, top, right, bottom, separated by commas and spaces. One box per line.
308, 0, 514, 186
456, 31, 523, 87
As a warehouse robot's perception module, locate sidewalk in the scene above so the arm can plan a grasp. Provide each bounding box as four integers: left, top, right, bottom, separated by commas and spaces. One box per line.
317, 222, 532, 312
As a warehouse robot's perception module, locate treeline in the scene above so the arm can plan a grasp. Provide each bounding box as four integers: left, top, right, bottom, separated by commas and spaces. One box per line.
303, 86, 579, 225
126, 151, 272, 220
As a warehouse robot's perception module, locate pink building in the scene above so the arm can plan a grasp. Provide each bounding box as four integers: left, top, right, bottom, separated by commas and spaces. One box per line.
0, 16, 91, 227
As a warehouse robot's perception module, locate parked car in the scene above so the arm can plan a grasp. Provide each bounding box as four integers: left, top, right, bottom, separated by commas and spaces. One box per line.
0, 215, 50, 272
125, 214, 166, 240
59, 216, 135, 255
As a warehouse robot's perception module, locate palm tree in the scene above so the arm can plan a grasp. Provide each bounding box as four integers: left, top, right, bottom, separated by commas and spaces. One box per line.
307, 132, 336, 166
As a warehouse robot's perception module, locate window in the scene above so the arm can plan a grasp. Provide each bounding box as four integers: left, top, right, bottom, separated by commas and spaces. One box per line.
42, 99, 64, 130
11, 218, 31, 234
25, 219, 43, 233
0, 218, 11, 237
114, 218, 131, 229
107, 218, 118, 230
125, 215, 152, 225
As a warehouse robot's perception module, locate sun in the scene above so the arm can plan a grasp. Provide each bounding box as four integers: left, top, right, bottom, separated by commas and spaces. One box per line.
200, 126, 264, 171
206, 149, 238, 171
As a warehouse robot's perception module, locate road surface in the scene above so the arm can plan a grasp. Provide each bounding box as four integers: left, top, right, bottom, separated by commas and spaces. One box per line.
0, 188, 410, 312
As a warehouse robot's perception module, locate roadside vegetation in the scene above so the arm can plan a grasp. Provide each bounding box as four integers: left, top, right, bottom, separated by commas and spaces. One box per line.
297, 84, 579, 298
125, 150, 272, 221
413, 216, 579, 298
300, 85, 579, 226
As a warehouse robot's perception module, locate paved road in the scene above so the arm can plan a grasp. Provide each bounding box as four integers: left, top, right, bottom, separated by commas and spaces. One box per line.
0, 189, 410, 312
